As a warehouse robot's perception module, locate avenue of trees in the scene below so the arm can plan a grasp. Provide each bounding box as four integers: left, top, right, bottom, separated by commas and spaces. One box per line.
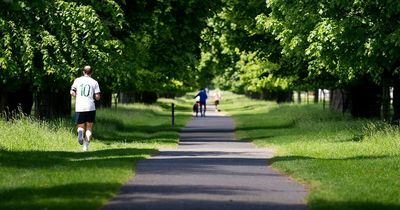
1, 0, 400, 120
199, 0, 400, 120
0, 0, 219, 118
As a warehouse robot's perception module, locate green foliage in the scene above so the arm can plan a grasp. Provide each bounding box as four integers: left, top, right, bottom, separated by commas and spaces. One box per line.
232, 51, 289, 93
0, 0, 124, 92
257, 0, 400, 87
198, 0, 290, 95
4, 0, 400, 107
113, 0, 222, 94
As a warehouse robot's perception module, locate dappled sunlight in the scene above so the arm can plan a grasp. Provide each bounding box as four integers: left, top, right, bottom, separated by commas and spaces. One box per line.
93, 98, 192, 149
0, 97, 193, 210
223, 92, 400, 210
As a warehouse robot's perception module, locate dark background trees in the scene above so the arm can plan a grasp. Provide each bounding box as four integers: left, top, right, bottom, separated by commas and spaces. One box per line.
195, 0, 400, 120
0, 0, 220, 117
1, 0, 400, 120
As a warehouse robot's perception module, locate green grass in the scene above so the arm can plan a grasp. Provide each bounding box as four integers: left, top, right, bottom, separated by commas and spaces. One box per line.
220, 92, 400, 210
0, 97, 192, 210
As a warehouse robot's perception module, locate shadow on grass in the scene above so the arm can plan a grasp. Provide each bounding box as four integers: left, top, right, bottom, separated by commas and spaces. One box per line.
269, 155, 400, 210
156, 101, 191, 112
94, 116, 181, 144
228, 102, 351, 133
96, 117, 181, 133
0, 148, 157, 169
228, 112, 296, 131
269, 155, 395, 165
1, 102, 192, 210
86, 104, 191, 144
309, 199, 400, 210
234, 122, 296, 131
97, 133, 179, 145
0, 182, 121, 210
239, 136, 274, 142
0, 148, 158, 210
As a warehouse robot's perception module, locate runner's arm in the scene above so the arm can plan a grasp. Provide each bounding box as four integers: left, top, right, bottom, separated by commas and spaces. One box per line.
95, 93, 101, 101
94, 82, 101, 101
70, 80, 77, 97
70, 88, 76, 97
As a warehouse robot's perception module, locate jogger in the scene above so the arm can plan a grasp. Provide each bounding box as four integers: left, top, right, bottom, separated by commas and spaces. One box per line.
70, 65, 101, 151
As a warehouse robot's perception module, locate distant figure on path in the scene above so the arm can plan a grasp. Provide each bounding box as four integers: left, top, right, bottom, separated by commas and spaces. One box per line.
70, 65, 101, 151
213, 90, 221, 112
194, 88, 208, 117
193, 95, 201, 117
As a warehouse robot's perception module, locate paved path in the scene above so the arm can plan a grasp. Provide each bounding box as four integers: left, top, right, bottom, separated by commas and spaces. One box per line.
102, 106, 307, 210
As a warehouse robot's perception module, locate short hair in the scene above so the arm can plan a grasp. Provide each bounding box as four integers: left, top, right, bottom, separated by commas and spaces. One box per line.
83, 65, 92, 75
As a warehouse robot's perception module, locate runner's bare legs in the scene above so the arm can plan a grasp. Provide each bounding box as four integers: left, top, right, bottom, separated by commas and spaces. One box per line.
85, 122, 93, 142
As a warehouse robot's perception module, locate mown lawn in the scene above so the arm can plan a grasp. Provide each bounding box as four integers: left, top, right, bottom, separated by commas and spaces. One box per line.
221, 92, 400, 210
0, 97, 192, 210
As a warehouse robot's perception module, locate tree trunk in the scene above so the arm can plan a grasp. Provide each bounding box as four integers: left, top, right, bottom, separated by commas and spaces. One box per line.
114, 93, 119, 108
97, 92, 112, 108
0, 84, 34, 118
119, 92, 137, 103
274, 90, 293, 103
306, 91, 309, 104
314, 89, 319, 103
393, 78, 400, 122
297, 91, 301, 103
119, 91, 158, 104
381, 81, 390, 121
340, 89, 349, 114
35, 90, 71, 119
330, 89, 350, 113
349, 79, 381, 118
142, 91, 158, 104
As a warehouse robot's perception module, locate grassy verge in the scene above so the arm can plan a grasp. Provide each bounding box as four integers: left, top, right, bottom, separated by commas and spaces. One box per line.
220, 92, 400, 210
0, 97, 192, 210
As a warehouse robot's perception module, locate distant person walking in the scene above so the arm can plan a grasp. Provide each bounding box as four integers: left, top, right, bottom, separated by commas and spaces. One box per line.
70, 65, 101, 151
194, 88, 208, 117
193, 95, 201, 117
213, 90, 221, 112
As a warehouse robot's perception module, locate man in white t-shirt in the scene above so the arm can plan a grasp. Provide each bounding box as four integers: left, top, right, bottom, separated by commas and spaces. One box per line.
70, 65, 101, 151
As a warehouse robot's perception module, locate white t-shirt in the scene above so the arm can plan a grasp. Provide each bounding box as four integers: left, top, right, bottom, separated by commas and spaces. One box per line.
71, 76, 100, 112
213, 92, 221, 101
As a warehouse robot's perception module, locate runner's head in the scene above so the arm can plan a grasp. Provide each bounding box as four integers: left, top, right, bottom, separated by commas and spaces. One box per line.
83, 65, 93, 76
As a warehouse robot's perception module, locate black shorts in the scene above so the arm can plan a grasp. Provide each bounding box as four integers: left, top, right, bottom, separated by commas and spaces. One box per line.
215, 100, 220, 105
75, 111, 96, 124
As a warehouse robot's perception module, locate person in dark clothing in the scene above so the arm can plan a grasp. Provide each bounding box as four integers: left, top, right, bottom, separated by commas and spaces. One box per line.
194, 89, 208, 117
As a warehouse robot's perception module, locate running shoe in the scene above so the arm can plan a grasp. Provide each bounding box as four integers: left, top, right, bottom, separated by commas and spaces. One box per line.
78, 129, 84, 145
83, 140, 89, 152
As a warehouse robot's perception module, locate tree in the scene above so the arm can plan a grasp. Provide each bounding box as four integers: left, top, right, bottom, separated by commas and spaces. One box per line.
198, 0, 293, 102
256, 0, 400, 119
0, 0, 124, 117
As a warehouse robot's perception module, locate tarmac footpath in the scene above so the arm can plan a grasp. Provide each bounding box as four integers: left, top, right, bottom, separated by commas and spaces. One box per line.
102, 106, 308, 210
